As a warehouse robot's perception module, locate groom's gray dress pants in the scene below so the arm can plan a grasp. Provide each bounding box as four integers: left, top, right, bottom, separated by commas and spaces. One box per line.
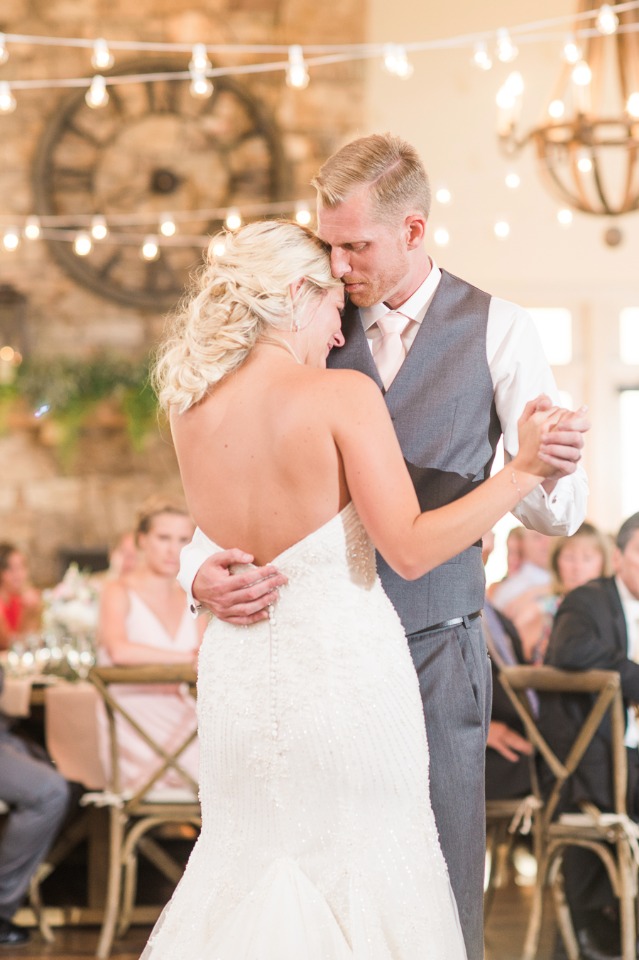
0, 717, 71, 920
408, 616, 491, 960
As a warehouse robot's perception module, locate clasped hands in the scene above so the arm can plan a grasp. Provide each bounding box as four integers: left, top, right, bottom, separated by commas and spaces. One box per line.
518, 394, 590, 490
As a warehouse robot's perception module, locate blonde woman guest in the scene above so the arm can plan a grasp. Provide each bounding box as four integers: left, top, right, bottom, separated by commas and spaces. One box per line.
97, 499, 205, 793
547, 521, 611, 609
139, 218, 572, 960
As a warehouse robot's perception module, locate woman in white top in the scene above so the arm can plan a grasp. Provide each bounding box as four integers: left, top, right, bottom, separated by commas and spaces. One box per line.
98, 497, 205, 793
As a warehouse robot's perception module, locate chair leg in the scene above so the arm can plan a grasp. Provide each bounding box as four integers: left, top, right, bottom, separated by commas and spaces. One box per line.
617, 846, 637, 960
96, 809, 124, 960
521, 853, 549, 960
117, 849, 138, 938
550, 861, 580, 960
28, 865, 55, 944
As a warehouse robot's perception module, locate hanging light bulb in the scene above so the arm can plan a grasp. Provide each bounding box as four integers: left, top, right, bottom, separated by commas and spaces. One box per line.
189, 43, 211, 73
505, 171, 521, 189
383, 44, 413, 79
286, 45, 310, 89
496, 29, 518, 64
225, 209, 242, 231
141, 236, 160, 261
0, 82, 16, 114
24, 216, 41, 240
0, 34, 8, 65
548, 99, 566, 119
91, 38, 114, 70
435, 187, 452, 204
90, 215, 108, 240
562, 36, 581, 64
433, 227, 450, 246
577, 152, 593, 172
85, 75, 109, 109
596, 3, 619, 35
472, 41, 492, 71
557, 208, 574, 226
159, 214, 177, 237
294, 203, 312, 226
189, 70, 213, 99
627, 92, 639, 118
572, 60, 592, 86
494, 220, 511, 239
2, 227, 20, 252
212, 240, 226, 257
73, 231, 93, 256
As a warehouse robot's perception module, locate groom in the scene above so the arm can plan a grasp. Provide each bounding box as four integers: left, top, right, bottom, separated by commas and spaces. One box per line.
179, 133, 588, 959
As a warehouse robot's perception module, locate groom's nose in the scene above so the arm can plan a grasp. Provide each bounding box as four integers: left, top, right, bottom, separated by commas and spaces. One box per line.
330, 248, 350, 279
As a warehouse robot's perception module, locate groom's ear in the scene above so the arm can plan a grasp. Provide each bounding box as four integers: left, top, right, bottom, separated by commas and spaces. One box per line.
404, 213, 427, 249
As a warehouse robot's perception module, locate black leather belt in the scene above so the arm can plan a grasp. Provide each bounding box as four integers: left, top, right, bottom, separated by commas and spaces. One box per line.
420, 611, 482, 636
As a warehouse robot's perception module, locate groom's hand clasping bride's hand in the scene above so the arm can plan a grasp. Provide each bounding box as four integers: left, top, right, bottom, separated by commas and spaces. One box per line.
518, 394, 590, 493
192, 552, 287, 625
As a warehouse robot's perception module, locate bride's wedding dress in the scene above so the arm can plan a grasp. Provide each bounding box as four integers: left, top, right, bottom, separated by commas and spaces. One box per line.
141, 502, 467, 959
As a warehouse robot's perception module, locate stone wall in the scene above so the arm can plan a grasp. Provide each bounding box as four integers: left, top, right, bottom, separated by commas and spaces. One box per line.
0, 0, 366, 584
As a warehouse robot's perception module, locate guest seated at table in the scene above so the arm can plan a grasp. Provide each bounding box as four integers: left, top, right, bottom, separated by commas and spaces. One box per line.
482, 533, 533, 802
0, 667, 71, 946
546, 521, 611, 619
542, 512, 639, 960
0, 543, 42, 651
486, 525, 526, 602
492, 529, 554, 663
97, 497, 206, 794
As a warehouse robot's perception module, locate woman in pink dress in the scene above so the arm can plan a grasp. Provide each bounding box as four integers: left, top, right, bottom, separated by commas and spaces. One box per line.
97, 497, 206, 794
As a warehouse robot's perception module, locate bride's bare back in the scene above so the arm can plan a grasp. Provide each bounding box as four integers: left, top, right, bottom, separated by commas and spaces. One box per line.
171, 346, 353, 566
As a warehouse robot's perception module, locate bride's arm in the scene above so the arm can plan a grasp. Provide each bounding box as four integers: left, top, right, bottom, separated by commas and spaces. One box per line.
331, 371, 563, 581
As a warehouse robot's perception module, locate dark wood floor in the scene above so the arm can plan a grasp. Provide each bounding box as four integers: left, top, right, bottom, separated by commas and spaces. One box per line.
11, 877, 560, 960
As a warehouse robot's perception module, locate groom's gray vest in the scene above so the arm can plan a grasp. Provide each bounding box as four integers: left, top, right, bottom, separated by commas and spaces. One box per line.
328, 269, 501, 634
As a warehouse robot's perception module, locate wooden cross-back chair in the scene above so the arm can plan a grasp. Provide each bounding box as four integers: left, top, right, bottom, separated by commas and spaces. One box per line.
498, 665, 638, 960
85, 663, 201, 960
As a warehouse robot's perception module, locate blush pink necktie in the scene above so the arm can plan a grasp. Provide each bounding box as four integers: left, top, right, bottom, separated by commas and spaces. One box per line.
373, 312, 408, 389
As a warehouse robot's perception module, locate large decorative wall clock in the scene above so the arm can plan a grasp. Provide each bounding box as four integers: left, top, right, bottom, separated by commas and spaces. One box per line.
32, 61, 290, 310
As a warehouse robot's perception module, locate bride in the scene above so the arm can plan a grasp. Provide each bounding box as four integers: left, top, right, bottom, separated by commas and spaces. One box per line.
144, 219, 560, 960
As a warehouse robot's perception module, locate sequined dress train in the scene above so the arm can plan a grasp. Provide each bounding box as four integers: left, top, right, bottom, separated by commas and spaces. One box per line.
140, 502, 467, 959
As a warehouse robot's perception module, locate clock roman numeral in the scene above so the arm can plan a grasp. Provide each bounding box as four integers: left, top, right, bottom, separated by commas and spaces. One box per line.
51, 166, 95, 193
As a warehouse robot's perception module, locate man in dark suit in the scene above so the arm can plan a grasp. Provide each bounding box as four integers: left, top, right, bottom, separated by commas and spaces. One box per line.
543, 512, 639, 960
0, 668, 71, 946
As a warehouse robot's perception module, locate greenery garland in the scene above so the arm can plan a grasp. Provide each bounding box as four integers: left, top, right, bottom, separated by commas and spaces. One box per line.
0, 355, 161, 464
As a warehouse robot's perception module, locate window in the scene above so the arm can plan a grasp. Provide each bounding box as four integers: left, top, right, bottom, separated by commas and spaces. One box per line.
620, 308, 639, 364
620, 390, 639, 517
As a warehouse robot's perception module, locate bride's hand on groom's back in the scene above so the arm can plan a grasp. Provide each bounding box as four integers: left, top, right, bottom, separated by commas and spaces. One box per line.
192, 552, 288, 625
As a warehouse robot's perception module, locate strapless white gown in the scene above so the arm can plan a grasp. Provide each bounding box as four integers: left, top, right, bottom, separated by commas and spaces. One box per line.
140, 502, 467, 959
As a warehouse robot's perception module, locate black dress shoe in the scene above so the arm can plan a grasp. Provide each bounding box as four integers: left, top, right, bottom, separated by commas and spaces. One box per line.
0, 917, 30, 946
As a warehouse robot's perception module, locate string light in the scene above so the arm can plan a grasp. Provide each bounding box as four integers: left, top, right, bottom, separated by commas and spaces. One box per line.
2, 227, 20, 251
286, 45, 310, 88
73, 232, 93, 256
496, 29, 518, 64
211, 240, 226, 257
557, 208, 573, 225
627, 92, 639, 118
24, 216, 41, 239
159, 215, 177, 237
225, 209, 242, 230
435, 186, 452, 204
494, 220, 511, 239
596, 3, 619, 35
577, 152, 593, 172
85, 75, 109, 108
294, 203, 312, 226
548, 98, 566, 119
0, 34, 8, 65
572, 59, 592, 86
189, 44, 211, 73
472, 41, 492, 71
0, 82, 16, 113
189, 66, 213, 98
505, 171, 521, 189
91, 38, 114, 70
562, 36, 581, 64
383, 44, 413, 79
141, 236, 160, 261
90, 215, 108, 240
433, 227, 450, 246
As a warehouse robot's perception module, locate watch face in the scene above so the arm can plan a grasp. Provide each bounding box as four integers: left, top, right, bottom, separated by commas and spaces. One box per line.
33, 61, 290, 310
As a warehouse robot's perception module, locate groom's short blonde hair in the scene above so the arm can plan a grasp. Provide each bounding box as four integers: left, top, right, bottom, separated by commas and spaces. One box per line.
311, 133, 431, 223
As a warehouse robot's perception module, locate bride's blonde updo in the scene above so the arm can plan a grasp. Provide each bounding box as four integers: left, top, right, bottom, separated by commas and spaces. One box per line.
153, 219, 341, 413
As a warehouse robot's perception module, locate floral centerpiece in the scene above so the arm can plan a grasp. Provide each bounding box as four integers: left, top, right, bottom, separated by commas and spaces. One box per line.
41, 563, 100, 677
